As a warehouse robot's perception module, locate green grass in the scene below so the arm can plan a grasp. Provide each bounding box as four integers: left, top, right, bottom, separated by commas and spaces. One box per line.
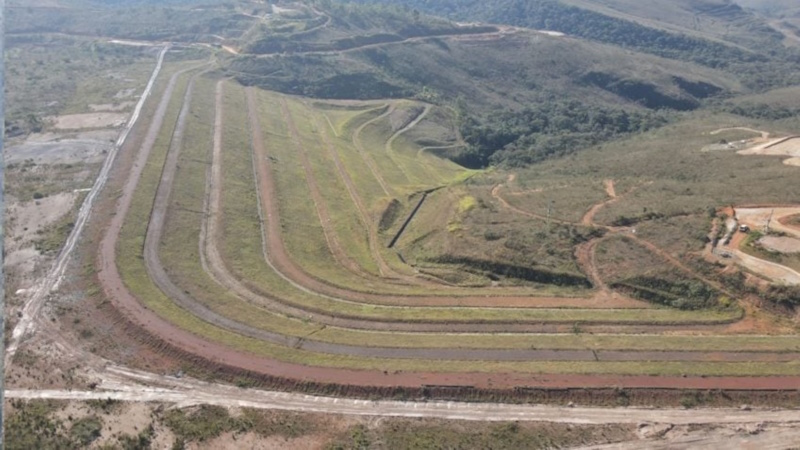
338, 420, 633, 450
283, 98, 380, 276
501, 178, 609, 224
110, 70, 796, 377
252, 90, 586, 297
111, 76, 767, 377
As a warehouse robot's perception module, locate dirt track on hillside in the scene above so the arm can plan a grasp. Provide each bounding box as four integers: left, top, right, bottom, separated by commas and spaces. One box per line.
308, 102, 421, 283
351, 105, 394, 197
582, 180, 617, 227
240, 93, 659, 310
89, 75, 800, 392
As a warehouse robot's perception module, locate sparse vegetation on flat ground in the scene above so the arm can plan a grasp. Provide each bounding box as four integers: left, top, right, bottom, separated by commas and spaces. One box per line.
5, 35, 155, 135
4, 400, 638, 449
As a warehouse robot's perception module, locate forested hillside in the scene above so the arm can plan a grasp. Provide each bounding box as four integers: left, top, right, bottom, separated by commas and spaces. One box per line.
345, 0, 800, 166
224, 1, 760, 167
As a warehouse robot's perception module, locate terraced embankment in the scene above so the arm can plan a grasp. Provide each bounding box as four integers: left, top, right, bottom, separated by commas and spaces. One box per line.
94, 64, 800, 394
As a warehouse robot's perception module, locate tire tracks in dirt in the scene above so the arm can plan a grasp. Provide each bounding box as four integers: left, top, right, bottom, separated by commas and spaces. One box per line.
581, 179, 617, 227
496, 177, 738, 303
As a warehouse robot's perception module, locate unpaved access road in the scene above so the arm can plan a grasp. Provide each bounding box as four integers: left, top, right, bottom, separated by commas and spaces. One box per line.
739, 135, 800, 166
730, 206, 800, 284
731, 251, 800, 285
10, 364, 800, 424
5, 45, 170, 368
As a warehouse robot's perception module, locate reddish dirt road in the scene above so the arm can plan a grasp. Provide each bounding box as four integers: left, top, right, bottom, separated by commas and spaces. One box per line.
92, 75, 800, 394
242, 93, 659, 310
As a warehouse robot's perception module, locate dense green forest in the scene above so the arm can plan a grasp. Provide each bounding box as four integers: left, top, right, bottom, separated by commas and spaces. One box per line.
457, 100, 669, 168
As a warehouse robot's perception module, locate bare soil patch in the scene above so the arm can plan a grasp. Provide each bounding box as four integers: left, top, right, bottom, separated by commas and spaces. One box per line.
7, 192, 78, 250
89, 101, 136, 112
737, 207, 800, 239
759, 236, 800, 254
738, 136, 800, 166
52, 112, 127, 130
7, 130, 116, 165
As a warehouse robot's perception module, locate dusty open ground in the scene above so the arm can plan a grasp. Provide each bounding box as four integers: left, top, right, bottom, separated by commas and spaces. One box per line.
739, 135, 800, 166
737, 207, 800, 238
759, 235, 800, 253
51, 112, 128, 130
6, 130, 117, 165
709, 208, 800, 284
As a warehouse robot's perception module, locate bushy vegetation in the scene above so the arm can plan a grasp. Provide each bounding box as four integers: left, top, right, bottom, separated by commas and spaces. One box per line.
613, 276, 722, 310
428, 255, 592, 287
164, 406, 316, 444
8, 2, 252, 42
327, 420, 633, 450
232, 1, 747, 168
5, 401, 104, 450
721, 102, 800, 120
764, 284, 800, 306
457, 100, 670, 168
245, 2, 495, 54
355, 0, 800, 90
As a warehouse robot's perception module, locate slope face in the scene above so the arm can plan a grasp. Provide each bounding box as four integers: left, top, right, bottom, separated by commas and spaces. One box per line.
562, 0, 782, 46
226, 1, 747, 166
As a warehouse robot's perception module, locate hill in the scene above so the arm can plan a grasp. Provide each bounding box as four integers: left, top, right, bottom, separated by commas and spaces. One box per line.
224, 1, 750, 166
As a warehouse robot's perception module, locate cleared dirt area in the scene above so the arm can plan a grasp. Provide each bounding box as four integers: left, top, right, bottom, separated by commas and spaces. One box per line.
51, 112, 128, 130
713, 206, 800, 284
7, 130, 117, 165
759, 235, 800, 253
737, 207, 800, 238
738, 135, 800, 166
89, 101, 136, 112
